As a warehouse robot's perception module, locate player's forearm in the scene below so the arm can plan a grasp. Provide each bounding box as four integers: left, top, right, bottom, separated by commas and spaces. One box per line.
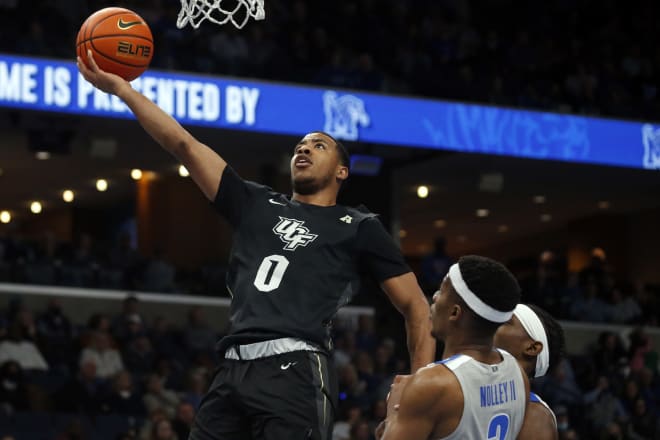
403, 297, 435, 371
115, 82, 196, 160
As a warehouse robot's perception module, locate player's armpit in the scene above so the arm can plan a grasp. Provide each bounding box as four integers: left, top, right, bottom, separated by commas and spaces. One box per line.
517, 403, 558, 440
381, 368, 446, 440
380, 272, 435, 371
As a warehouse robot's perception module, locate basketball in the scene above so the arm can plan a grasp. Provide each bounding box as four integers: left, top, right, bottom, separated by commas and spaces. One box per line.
76, 7, 154, 82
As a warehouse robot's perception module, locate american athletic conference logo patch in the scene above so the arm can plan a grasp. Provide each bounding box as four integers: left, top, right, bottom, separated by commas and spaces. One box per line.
273, 217, 318, 251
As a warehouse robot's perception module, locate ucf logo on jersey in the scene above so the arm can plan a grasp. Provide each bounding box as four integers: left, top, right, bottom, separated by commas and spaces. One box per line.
273, 217, 318, 250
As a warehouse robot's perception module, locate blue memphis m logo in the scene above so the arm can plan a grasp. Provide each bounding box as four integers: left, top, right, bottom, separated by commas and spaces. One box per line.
642, 124, 660, 169
323, 91, 370, 141
273, 217, 318, 251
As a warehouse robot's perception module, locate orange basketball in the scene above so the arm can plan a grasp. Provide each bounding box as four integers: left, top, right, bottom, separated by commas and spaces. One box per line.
76, 7, 154, 82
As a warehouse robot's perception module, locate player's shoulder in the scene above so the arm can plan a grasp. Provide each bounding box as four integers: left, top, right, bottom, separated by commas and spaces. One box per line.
519, 398, 557, 440
408, 360, 460, 394
338, 203, 378, 222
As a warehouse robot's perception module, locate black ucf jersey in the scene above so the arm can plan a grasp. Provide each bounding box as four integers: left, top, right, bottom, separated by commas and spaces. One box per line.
213, 166, 410, 352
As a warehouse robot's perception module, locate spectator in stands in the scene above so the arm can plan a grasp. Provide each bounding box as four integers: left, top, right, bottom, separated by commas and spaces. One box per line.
55, 360, 105, 414
628, 328, 658, 374
338, 363, 370, 413
355, 315, 378, 353
637, 367, 659, 413
608, 285, 642, 324
36, 298, 75, 372
536, 358, 583, 414
107, 232, 142, 289
0, 360, 30, 412
112, 296, 145, 344
333, 405, 362, 440
180, 369, 207, 410
143, 373, 180, 419
636, 285, 659, 326
150, 418, 177, 440
332, 330, 356, 369
102, 370, 146, 416
592, 331, 628, 379
419, 237, 452, 295
569, 276, 611, 322
0, 321, 48, 372
140, 248, 176, 293
79, 331, 124, 380
584, 375, 627, 431
626, 397, 657, 439
123, 335, 156, 380
171, 401, 196, 440
182, 307, 216, 361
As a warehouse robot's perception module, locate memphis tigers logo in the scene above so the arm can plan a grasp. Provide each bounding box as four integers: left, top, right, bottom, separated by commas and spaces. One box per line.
273, 217, 318, 251
323, 91, 370, 141
642, 124, 660, 169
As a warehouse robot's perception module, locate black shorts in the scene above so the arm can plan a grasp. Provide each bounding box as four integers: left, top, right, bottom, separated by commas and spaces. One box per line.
189, 350, 337, 440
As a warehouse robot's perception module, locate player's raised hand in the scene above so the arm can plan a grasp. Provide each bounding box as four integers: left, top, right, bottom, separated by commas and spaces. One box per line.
77, 49, 127, 95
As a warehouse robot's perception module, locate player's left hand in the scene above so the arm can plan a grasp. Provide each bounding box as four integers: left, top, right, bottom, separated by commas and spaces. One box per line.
77, 49, 128, 96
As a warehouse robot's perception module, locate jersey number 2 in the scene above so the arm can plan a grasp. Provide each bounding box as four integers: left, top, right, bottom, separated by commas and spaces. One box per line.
487, 414, 509, 440
254, 255, 290, 292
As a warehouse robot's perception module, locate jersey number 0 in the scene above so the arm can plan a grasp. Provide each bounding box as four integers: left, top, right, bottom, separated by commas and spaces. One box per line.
253, 255, 290, 292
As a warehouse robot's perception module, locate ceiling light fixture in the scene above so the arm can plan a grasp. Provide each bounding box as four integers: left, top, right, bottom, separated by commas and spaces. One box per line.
179, 165, 190, 177
476, 208, 490, 218
131, 169, 143, 180
96, 179, 108, 192
0, 211, 10, 224
62, 190, 74, 203
30, 201, 42, 214
35, 151, 51, 160
416, 185, 429, 199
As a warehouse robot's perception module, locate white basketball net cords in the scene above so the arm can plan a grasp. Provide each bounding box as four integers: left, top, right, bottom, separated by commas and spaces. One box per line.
177, 0, 265, 29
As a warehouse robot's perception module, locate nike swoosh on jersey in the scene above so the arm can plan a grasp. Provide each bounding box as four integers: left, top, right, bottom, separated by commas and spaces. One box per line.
268, 198, 286, 206
117, 18, 143, 29
280, 362, 297, 370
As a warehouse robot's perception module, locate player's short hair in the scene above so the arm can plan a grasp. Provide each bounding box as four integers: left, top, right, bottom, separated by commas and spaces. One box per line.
525, 303, 566, 375
453, 255, 521, 334
315, 131, 350, 171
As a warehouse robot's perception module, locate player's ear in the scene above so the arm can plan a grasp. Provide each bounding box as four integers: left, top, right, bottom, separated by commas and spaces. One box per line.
448, 304, 462, 322
336, 165, 349, 182
524, 340, 543, 357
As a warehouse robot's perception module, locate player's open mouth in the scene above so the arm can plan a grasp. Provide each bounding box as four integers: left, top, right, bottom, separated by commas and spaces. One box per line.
295, 157, 312, 168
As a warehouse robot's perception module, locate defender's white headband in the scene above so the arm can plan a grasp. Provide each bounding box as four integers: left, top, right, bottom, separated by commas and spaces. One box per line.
513, 304, 550, 378
447, 263, 513, 324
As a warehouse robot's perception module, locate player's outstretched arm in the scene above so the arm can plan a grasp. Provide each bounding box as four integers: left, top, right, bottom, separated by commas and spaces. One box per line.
77, 50, 226, 201
381, 272, 435, 371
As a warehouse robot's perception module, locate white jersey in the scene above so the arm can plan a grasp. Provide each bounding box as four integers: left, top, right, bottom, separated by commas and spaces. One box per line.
435, 349, 526, 440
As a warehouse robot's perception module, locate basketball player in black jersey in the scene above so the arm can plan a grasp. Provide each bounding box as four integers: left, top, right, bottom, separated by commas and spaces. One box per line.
78, 51, 435, 440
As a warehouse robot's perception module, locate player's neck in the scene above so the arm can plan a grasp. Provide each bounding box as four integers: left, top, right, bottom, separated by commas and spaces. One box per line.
292, 189, 337, 207
443, 335, 498, 362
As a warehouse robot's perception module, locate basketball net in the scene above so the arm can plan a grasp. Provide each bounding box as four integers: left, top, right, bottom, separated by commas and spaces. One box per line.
177, 0, 265, 29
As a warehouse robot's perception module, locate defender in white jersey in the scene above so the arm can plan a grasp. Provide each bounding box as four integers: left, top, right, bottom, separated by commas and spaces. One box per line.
382, 256, 530, 440
494, 304, 566, 440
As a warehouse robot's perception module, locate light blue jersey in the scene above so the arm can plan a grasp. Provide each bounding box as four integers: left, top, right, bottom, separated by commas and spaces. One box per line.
434, 349, 526, 440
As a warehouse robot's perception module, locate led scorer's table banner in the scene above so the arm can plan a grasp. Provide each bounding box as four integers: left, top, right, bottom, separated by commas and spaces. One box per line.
1, 53, 658, 170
